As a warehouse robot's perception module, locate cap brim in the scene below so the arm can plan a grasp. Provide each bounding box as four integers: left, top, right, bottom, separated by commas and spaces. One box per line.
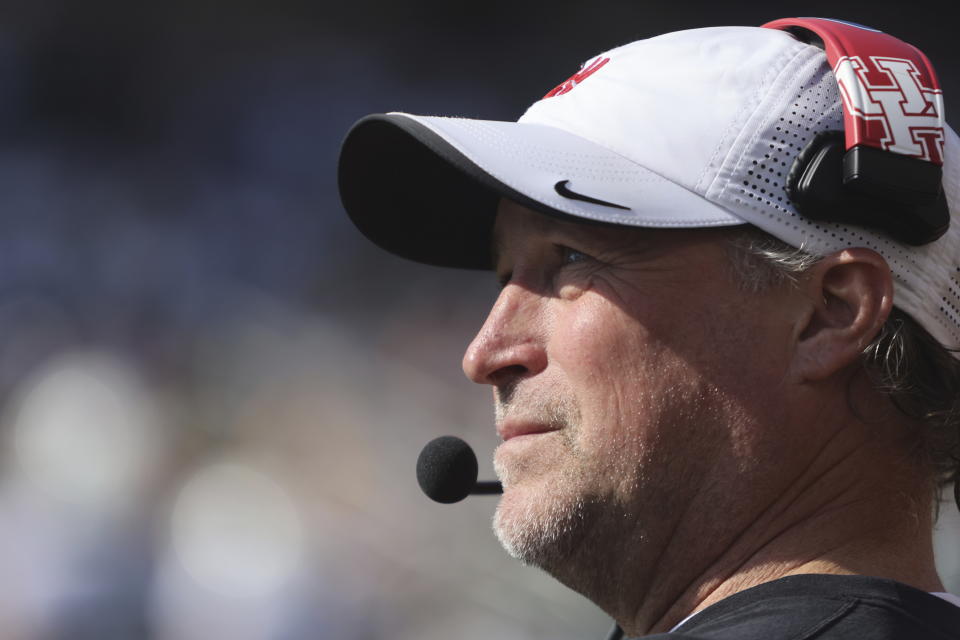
337, 113, 745, 269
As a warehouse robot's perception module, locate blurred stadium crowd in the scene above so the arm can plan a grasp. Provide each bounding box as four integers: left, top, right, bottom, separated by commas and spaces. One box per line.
0, 1, 955, 638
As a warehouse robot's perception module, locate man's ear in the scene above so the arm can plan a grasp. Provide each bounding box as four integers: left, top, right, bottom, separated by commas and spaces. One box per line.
792, 248, 894, 381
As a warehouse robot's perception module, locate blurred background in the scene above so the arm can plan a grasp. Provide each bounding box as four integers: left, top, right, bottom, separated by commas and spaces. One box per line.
0, 1, 956, 638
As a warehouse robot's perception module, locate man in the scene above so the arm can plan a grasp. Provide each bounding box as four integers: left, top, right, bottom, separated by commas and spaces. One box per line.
338, 18, 960, 639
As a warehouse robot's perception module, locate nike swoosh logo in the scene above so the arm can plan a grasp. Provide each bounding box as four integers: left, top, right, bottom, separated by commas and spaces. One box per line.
554, 180, 630, 210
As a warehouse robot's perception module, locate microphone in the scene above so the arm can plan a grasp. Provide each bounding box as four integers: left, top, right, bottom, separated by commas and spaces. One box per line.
416, 436, 502, 503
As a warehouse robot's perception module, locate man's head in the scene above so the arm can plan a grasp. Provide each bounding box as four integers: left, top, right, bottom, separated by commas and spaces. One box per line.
338, 17, 960, 632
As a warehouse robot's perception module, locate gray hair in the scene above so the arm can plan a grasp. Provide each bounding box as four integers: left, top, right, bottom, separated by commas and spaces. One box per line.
725, 226, 960, 513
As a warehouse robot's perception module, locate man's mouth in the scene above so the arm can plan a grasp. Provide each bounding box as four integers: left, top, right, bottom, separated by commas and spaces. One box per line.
497, 421, 560, 442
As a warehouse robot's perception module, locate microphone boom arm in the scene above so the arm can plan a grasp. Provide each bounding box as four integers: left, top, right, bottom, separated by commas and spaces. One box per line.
472, 481, 503, 494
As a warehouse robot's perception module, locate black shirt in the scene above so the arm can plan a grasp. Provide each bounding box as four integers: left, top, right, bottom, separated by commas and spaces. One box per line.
644, 574, 960, 639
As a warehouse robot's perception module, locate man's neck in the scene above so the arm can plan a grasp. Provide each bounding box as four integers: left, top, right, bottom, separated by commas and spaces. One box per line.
606, 411, 945, 636
635, 449, 942, 635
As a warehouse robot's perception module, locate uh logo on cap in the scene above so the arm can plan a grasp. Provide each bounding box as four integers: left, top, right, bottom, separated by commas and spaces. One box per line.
834, 54, 945, 163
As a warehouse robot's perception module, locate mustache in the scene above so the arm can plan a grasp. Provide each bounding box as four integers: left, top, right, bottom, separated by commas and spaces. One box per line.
494, 381, 580, 429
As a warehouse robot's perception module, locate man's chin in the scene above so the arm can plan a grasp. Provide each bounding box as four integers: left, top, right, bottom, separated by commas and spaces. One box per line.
491, 481, 590, 569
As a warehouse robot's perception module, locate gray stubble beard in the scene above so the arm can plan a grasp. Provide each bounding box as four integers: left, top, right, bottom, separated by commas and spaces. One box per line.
491, 411, 601, 576
490, 385, 621, 590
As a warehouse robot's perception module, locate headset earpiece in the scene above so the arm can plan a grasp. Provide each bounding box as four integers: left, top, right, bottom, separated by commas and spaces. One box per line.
787, 130, 949, 245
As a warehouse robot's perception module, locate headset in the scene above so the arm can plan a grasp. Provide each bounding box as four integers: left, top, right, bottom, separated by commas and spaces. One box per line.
761, 17, 949, 246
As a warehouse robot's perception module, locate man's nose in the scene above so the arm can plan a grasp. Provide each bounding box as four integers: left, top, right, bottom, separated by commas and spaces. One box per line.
462, 285, 548, 386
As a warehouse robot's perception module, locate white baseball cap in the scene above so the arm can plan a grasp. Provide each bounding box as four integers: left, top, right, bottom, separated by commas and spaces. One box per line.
338, 24, 960, 351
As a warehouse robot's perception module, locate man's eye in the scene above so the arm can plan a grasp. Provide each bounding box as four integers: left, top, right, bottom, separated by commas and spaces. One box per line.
559, 246, 590, 266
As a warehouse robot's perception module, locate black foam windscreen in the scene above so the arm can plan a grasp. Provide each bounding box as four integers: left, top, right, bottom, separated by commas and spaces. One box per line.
416, 436, 479, 504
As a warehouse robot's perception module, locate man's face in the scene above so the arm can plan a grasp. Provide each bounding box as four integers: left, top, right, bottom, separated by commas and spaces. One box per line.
462, 199, 804, 593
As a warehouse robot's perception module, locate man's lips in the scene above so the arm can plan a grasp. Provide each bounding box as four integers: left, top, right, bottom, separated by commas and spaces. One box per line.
497, 421, 559, 442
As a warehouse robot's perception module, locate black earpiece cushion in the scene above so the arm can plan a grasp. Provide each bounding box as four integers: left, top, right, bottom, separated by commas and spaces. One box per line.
785, 130, 844, 209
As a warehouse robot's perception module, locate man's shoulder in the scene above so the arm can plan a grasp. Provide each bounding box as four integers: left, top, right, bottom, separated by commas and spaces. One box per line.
641, 574, 960, 640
